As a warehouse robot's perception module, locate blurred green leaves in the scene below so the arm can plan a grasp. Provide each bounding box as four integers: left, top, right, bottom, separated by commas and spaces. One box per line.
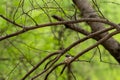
0, 0, 120, 80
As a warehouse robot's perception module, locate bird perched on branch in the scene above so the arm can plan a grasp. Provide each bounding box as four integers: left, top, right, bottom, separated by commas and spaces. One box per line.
64, 54, 74, 63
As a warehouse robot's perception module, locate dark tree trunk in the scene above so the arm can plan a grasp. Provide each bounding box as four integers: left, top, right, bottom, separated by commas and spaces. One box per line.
73, 0, 120, 63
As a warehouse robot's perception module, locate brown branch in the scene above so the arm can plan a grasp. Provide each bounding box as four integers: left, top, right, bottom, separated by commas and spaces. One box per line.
44, 62, 65, 80
30, 53, 64, 80
52, 15, 89, 35
70, 30, 120, 64
44, 57, 57, 69
0, 18, 118, 41
60, 64, 67, 75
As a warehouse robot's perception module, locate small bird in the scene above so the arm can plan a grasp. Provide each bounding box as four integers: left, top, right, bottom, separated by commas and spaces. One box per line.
61, 54, 81, 75
64, 54, 81, 63
60, 54, 73, 75
64, 54, 74, 63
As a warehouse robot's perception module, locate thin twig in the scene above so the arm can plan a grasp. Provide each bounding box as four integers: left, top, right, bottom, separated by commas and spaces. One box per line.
0, 15, 23, 28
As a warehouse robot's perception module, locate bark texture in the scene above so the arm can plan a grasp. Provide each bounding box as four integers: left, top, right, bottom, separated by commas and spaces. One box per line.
73, 0, 120, 63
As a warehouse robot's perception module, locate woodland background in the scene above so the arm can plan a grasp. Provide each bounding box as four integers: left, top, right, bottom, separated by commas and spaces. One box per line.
0, 0, 120, 80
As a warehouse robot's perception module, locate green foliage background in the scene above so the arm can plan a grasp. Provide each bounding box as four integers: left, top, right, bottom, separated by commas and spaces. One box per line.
0, 0, 120, 80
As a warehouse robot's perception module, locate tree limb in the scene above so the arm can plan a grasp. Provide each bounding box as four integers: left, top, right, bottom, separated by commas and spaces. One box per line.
0, 17, 118, 41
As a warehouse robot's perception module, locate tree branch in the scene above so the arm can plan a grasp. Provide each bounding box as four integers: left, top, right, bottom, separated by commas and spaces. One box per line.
52, 15, 90, 35
70, 30, 120, 64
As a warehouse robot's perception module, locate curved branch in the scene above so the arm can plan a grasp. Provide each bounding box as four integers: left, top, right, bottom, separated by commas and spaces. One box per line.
44, 57, 57, 69
52, 15, 90, 35
44, 62, 65, 80
0, 18, 118, 41
70, 30, 120, 64
21, 51, 59, 80
31, 62, 65, 80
